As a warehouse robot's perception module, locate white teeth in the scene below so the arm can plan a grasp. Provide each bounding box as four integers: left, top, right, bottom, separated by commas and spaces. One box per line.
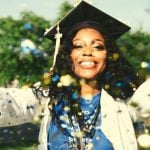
80, 61, 95, 67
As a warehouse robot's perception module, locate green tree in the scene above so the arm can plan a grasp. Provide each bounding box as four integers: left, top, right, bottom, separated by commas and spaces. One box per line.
0, 2, 73, 87
118, 30, 150, 79
55, 1, 73, 22
0, 12, 54, 86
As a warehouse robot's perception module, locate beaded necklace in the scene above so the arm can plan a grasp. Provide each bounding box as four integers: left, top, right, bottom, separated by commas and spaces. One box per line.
53, 93, 101, 150
68, 103, 101, 149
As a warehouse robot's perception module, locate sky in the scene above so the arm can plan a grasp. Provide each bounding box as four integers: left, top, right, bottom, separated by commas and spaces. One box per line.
0, 0, 150, 33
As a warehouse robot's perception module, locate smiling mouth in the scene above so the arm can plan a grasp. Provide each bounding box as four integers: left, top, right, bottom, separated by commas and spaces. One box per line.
79, 61, 97, 68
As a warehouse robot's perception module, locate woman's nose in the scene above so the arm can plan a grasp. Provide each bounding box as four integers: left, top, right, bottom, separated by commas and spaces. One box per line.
82, 47, 93, 56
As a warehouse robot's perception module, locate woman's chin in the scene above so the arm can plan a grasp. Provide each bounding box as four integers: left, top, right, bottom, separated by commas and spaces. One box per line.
75, 73, 98, 80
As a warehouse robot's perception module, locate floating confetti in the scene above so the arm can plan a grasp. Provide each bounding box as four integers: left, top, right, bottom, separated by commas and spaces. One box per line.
57, 82, 63, 88
141, 62, 149, 68
87, 142, 93, 149
112, 53, 120, 60
60, 74, 76, 86
23, 23, 33, 30
64, 106, 71, 112
137, 130, 150, 148
21, 39, 36, 54
104, 84, 110, 90
52, 74, 60, 83
75, 131, 84, 138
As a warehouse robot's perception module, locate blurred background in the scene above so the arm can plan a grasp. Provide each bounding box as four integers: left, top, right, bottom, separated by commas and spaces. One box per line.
0, 0, 150, 149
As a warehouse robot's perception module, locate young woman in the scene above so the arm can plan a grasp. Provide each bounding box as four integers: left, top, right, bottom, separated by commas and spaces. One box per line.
0, 1, 149, 150
43, 20, 139, 150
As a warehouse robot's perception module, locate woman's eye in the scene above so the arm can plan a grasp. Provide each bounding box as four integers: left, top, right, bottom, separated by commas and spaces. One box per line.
72, 45, 83, 49
94, 45, 105, 51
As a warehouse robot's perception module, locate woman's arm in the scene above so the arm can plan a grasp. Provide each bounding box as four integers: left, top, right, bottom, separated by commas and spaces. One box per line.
128, 79, 150, 122
0, 87, 41, 127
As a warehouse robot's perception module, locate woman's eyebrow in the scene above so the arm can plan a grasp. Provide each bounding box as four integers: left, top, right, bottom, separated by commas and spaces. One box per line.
91, 39, 105, 44
72, 39, 105, 43
72, 38, 82, 42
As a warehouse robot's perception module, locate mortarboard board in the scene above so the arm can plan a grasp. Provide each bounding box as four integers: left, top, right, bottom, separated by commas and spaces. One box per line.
44, 0, 130, 41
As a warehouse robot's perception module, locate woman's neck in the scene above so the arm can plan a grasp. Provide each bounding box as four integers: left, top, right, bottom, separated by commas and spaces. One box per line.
80, 79, 101, 100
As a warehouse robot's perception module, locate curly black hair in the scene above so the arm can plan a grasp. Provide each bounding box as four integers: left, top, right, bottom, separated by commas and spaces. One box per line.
55, 21, 143, 100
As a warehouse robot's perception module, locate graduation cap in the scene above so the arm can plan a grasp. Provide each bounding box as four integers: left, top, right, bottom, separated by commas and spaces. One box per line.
46, 0, 131, 78
44, 0, 130, 41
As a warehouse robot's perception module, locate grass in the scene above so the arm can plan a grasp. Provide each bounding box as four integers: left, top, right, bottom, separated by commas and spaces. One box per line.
0, 142, 38, 150
0, 123, 39, 150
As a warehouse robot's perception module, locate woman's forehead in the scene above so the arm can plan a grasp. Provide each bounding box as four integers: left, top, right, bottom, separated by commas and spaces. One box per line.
73, 28, 105, 42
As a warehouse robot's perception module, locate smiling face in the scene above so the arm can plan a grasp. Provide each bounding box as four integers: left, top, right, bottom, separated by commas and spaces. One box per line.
70, 28, 107, 79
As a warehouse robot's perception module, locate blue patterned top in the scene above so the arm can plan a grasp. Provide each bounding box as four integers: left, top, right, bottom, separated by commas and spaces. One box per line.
47, 93, 114, 150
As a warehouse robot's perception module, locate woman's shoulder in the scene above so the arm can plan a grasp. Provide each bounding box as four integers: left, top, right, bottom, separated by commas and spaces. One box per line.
131, 79, 150, 100
128, 79, 150, 120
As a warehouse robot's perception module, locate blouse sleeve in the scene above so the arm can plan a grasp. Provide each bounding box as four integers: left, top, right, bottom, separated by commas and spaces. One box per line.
127, 79, 150, 122
0, 87, 42, 127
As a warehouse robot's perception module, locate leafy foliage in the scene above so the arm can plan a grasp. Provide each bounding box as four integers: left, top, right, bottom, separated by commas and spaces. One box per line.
0, 1, 150, 88
117, 31, 150, 79
54, 1, 73, 22
0, 12, 54, 86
